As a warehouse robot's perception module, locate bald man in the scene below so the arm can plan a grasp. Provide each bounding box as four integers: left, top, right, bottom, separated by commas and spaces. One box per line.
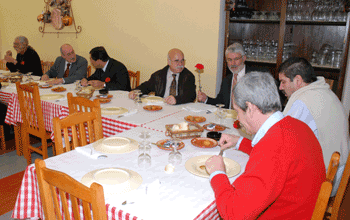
128, 48, 196, 105
41, 44, 87, 84
5, 36, 43, 76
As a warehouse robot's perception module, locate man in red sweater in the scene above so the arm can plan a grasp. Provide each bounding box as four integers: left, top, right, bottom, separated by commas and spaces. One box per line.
205, 71, 325, 219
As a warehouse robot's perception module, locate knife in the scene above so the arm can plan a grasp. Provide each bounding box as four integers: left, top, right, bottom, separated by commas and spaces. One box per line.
209, 122, 231, 129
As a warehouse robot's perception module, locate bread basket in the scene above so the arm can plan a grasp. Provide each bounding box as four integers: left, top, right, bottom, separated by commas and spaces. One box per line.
165, 123, 204, 139
76, 89, 95, 99
9, 76, 23, 83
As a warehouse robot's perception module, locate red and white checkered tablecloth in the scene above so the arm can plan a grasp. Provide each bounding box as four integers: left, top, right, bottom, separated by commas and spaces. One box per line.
0, 90, 11, 104
12, 164, 220, 220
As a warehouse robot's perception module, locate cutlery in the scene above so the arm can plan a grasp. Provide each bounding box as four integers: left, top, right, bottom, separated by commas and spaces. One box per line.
117, 114, 124, 118
209, 122, 231, 129
206, 110, 212, 114
122, 201, 135, 205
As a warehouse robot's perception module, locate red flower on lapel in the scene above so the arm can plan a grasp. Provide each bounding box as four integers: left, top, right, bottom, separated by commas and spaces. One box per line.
20, 61, 25, 65
105, 77, 111, 83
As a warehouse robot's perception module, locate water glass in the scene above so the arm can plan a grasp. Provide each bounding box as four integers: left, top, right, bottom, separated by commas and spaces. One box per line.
168, 138, 182, 166
138, 153, 151, 169
139, 130, 151, 145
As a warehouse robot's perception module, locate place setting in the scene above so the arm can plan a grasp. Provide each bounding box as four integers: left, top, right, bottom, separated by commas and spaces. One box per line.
101, 106, 138, 117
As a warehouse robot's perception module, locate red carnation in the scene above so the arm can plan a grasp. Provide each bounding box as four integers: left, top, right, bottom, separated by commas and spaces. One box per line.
105, 77, 111, 83
20, 61, 25, 65
195, 63, 204, 70
233, 120, 241, 129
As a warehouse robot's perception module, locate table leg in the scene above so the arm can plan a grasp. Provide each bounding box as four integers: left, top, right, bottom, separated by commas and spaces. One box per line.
15, 122, 23, 156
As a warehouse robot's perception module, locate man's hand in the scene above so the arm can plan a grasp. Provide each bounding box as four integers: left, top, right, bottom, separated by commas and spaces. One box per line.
197, 91, 207, 103
128, 91, 137, 99
219, 133, 240, 150
205, 155, 226, 175
164, 95, 176, 105
41, 74, 49, 81
4, 50, 16, 63
87, 80, 104, 88
80, 78, 88, 87
48, 78, 63, 85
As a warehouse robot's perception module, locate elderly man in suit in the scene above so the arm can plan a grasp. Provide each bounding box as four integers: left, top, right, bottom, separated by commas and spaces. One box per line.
41, 44, 87, 84
128, 48, 196, 105
80, 46, 131, 91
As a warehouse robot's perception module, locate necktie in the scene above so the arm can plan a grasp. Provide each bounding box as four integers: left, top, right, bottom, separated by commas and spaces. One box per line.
63, 63, 70, 78
169, 74, 177, 96
230, 73, 238, 109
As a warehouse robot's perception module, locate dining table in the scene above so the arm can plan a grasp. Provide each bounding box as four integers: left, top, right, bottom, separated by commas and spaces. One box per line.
0, 71, 251, 219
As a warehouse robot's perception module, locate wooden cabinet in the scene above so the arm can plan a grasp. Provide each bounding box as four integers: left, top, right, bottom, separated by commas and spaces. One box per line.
224, 0, 350, 100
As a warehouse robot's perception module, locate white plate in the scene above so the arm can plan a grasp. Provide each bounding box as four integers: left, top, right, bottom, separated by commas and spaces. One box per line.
0, 70, 11, 75
142, 96, 164, 103
185, 155, 241, 178
101, 107, 128, 115
93, 137, 139, 154
81, 168, 142, 194
40, 94, 65, 101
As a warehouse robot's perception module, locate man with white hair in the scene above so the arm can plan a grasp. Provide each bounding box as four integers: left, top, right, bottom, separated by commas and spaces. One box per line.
197, 42, 268, 109
206, 71, 325, 219
4, 36, 43, 76
128, 48, 196, 105
41, 44, 87, 84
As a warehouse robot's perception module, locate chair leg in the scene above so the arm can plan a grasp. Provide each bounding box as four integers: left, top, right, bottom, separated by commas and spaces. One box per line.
22, 130, 32, 165
42, 139, 48, 160
0, 125, 5, 150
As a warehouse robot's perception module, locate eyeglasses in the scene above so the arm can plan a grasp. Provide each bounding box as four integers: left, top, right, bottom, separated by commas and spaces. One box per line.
171, 59, 185, 64
227, 56, 243, 62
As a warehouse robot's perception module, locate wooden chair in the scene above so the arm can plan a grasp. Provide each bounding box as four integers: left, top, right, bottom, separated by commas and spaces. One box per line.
128, 70, 140, 89
35, 159, 107, 220
67, 92, 102, 114
87, 65, 92, 77
41, 61, 54, 74
0, 59, 8, 70
311, 151, 340, 220
16, 82, 52, 165
53, 111, 103, 155
0, 125, 5, 150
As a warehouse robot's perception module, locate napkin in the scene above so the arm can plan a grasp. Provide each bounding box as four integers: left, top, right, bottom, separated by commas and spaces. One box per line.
75, 147, 104, 160
119, 109, 138, 117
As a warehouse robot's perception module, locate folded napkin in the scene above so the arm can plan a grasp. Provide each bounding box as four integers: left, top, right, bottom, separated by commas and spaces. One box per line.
119, 109, 138, 117
75, 147, 104, 160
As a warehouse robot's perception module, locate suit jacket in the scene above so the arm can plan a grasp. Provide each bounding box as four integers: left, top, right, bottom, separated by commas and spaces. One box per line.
45, 55, 87, 84
136, 65, 196, 104
6, 46, 43, 76
87, 58, 131, 91
207, 66, 270, 108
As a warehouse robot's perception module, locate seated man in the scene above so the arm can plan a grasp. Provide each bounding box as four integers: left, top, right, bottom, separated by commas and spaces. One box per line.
205, 71, 325, 219
81, 46, 131, 91
278, 57, 349, 196
41, 44, 87, 85
197, 42, 269, 109
128, 48, 196, 105
4, 36, 42, 76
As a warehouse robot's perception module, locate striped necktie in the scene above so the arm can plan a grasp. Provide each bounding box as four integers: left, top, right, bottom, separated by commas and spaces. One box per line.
169, 74, 177, 96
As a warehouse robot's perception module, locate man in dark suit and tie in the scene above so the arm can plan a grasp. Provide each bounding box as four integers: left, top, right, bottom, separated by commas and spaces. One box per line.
81, 46, 131, 91
41, 44, 88, 84
197, 42, 269, 109
128, 48, 196, 105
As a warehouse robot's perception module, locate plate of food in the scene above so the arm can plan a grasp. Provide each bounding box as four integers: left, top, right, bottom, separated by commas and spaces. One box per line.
141, 96, 164, 103
184, 115, 206, 123
96, 94, 113, 99
39, 84, 52, 89
155, 139, 185, 151
203, 123, 226, 131
25, 82, 39, 87
191, 137, 217, 148
51, 86, 67, 92
143, 105, 162, 111
95, 98, 111, 104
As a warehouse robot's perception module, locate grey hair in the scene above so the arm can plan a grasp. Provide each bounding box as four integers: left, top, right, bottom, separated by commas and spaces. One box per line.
15, 36, 28, 46
226, 42, 245, 57
233, 71, 281, 114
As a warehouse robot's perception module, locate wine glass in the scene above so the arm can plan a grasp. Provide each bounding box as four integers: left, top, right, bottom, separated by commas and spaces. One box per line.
168, 138, 182, 166
139, 130, 151, 145
138, 153, 151, 169
133, 89, 142, 103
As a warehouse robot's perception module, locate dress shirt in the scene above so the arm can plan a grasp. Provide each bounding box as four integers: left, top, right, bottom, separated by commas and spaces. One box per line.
210, 111, 284, 181
163, 68, 179, 97
228, 65, 246, 109
102, 60, 110, 72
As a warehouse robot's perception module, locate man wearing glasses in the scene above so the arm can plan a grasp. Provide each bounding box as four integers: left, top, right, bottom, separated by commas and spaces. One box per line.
198, 42, 268, 109
4, 36, 43, 76
128, 48, 196, 105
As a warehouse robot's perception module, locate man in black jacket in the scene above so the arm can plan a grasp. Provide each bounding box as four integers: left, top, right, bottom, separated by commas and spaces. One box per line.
4, 36, 43, 76
197, 42, 269, 109
128, 48, 196, 105
81, 46, 131, 91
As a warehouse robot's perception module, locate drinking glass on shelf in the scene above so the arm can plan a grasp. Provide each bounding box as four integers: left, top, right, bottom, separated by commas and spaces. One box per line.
168, 138, 182, 166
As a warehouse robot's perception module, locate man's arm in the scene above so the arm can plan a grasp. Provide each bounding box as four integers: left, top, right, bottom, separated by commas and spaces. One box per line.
175, 70, 196, 104
105, 62, 131, 91
63, 56, 88, 84
44, 57, 61, 78
207, 75, 231, 109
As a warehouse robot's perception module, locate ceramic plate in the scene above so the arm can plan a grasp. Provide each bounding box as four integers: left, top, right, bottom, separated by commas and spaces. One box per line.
101, 107, 128, 115
224, 109, 238, 119
96, 94, 113, 99
156, 139, 185, 151
1, 82, 9, 87
93, 137, 139, 154
39, 84, 52, 89
51, 86, 67, 92
40, 94, 65, 100
81, 167, 142, 194
184, 115, 206, 123
203, 124, 226, 132
143, 105, 162, 111
141, 96, 164, 103
191, 137, 217, 148
185, 155, 241, 178
95, 98, 111, 104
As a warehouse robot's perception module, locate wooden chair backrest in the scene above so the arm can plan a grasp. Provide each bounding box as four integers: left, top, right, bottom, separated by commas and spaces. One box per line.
128, 70, 140, 89
87, 65, 92, 78
311, 151, 340, 220
53, 110, 103, 155
35, 159, 107, 220
41, 61, 54, 74
15, 82, 46, 138
67, 92, 101, 114
0, 59, 8, 70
